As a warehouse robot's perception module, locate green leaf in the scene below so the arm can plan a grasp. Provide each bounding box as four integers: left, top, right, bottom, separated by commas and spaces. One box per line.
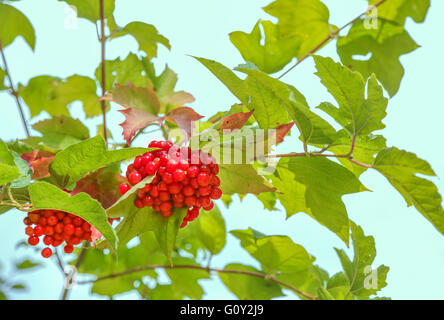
373, 147, 444, 236
111, 21, 170, 59
275, 157, 368, 244
58, 0, 115, 22
314, 55, 388, 136
271, 166, 310, 218
49, 135, 150, 188
33, 115, 89, 140
0, 140, 29, 185
263, 0, 332, 59
19, 75, 102, 118
15, 259, 40, 270
0, 163, 20, 185
96, 53, 152, 91
11, 283, 26, 290
164, 257, 210, 300
230, 20, 300, 74
219, 263, 284, 299
238, 68, 337, 143
231, 228, 314, 274
255, 192, 277, 211
337, 20, 418, 97
25, 115, 91, 151
29, 181, 118, 250
218, 164, 276, 195
106, 189, 187, 260
179, 205, 226, 255
369, 0, 430, 25
0, 4, 35, 50
328, 131, 387, 177
9, 152, 32, 188
192, 56, 249, 103
334, 222, 389, 299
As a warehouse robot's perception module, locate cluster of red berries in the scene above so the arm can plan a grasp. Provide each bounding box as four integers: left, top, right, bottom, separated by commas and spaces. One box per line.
23, 210, 93, 258
119, 140, 222, 228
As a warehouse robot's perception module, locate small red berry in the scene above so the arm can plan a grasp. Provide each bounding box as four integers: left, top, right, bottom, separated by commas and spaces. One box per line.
44, 226, 55, 236
203, 201, 215, 211
119, 183, 131, 195
161, 210, 173, 218
210, 187, 223, 200
43, 236, 53, 246
34, 225, 45, 237
168, 182, 182, 195
55, 223, 64, 233
63, 216, 72, 225
41, 248, 53, 258
159, 191, 170, 202
38, 217, 47, 226
128, 171, 142, 185
197, 172, 210, 187
166, 160, 179, 173
144, 162, 158, 176
134, 199, 144, 208
25, 226, 34, 236
28, 236, 39, 246
47, 215, 58, 226
160, 201, 172, 212
64, 224, 75, 236
187, 166, 199, 178
64, 245, 74, 254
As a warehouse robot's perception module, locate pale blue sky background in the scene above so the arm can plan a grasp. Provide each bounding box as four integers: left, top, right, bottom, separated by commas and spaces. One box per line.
0, 0, 443, 300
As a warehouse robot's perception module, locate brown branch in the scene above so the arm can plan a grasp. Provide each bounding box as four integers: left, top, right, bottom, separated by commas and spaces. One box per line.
266, 150, 374, 169
78, 264, 318, 300
0, 40, 30, 137
277, 0, 388, 79
99, 0, 108, 146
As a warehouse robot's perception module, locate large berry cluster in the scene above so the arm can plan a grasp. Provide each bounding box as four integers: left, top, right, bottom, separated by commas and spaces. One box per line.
118, 140, 222, 228
23, 210, 93, 258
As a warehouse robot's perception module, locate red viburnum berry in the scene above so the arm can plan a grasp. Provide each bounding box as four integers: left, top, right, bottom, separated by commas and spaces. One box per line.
28, 236, 39, 246
41, 247, 52, 258
119, 183, 131, 195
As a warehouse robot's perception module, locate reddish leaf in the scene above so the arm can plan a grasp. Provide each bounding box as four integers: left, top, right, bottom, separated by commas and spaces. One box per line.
165, 107, 204, 139
21, 151, 55, 179
164, 91, 195, 107
275, 122, 295, 144
101, 82, 161, 114
220, 110, 254, 130
119, 108, 162, 145
70, 168, 127, 210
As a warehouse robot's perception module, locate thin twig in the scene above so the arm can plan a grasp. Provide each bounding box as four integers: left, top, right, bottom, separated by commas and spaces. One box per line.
265, 151, 374, 169
277, 0, 388, 79
60, 242, 88, 300
99, 0, 108, 146
78, 264, 317, 300
53, 249, 67, 276
0, 40, 30, 137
